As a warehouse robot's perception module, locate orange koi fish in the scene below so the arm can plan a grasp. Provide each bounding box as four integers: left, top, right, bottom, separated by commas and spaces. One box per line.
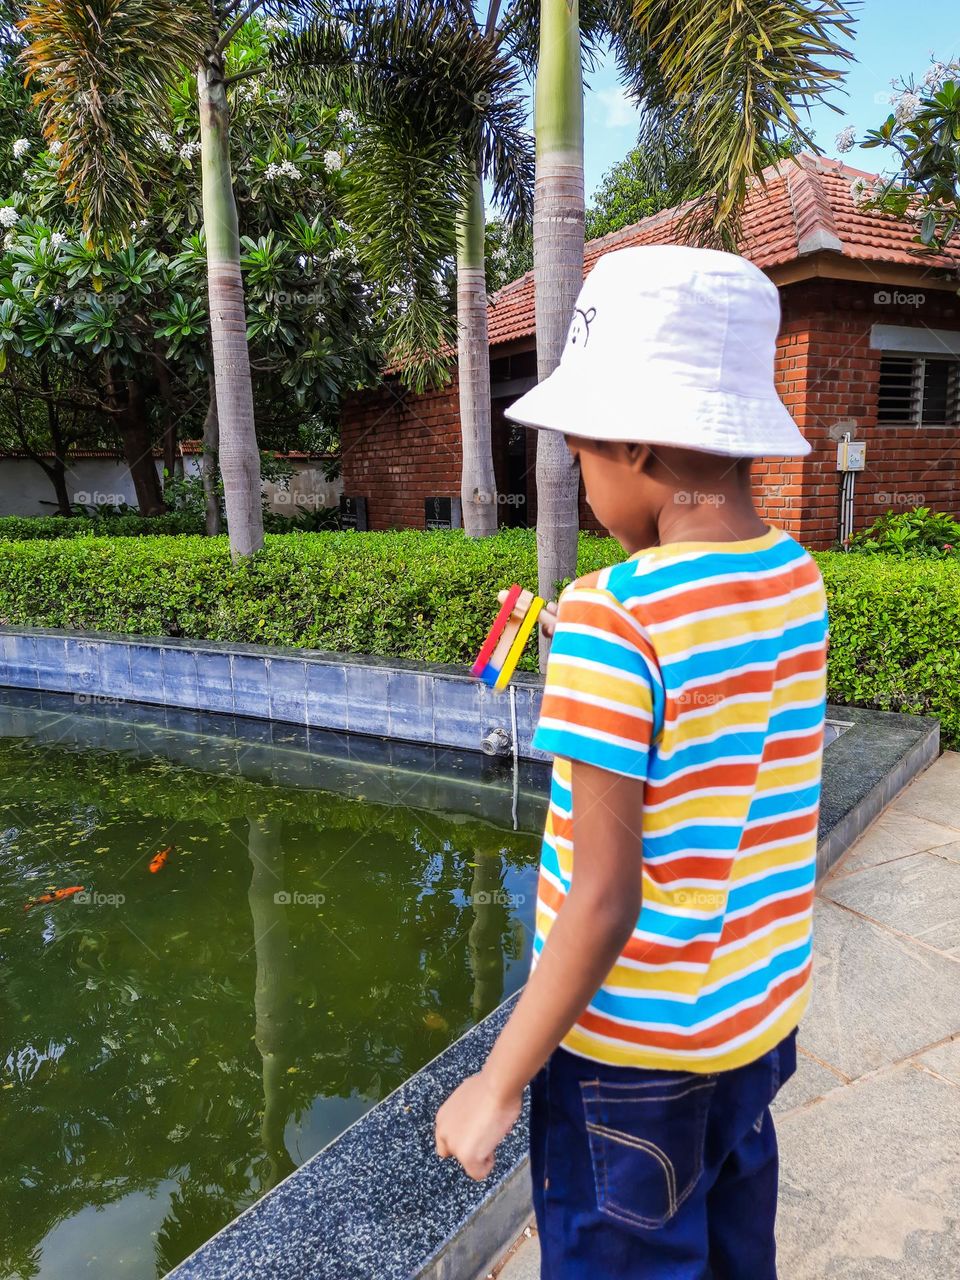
149, 845, 173, 874
23, 885, 84, 912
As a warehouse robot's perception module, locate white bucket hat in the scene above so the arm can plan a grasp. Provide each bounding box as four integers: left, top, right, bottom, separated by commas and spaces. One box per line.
504, 244, 811, 457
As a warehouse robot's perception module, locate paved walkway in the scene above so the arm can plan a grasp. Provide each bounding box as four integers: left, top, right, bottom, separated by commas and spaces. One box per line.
491, 751, 960, 1280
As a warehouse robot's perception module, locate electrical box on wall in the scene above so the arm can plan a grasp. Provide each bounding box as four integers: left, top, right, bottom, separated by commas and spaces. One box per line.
837, 439, 866, 472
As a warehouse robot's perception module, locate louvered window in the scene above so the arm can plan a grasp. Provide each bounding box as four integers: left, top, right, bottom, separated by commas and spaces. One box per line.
878, 355, 960, 425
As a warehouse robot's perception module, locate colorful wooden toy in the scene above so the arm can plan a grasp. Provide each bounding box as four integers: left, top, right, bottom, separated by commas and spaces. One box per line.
471, 584, 545, 690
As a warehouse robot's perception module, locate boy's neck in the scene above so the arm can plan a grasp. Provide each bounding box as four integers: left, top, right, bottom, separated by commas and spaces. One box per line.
634, 496, 770, 554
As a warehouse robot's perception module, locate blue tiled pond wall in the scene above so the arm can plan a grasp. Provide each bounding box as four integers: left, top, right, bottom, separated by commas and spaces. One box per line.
0, 628, 545, 760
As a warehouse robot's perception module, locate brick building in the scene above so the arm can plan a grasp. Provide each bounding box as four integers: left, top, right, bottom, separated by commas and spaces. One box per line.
340, 155, 960, 549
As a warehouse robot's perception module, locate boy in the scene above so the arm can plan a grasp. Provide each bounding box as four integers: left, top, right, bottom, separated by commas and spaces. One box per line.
435, 245, 829, 1279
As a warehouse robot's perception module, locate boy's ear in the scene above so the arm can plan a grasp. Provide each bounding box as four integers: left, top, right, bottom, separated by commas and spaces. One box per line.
625, 442, 654, 472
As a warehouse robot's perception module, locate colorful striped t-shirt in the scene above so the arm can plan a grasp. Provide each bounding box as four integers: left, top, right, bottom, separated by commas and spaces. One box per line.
530, 525, 829, 1073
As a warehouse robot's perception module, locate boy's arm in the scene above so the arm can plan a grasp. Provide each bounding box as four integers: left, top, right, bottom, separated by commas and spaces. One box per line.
435, 759, 644, 1180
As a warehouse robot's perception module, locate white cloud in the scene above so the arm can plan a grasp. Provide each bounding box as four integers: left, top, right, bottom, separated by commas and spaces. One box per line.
595, 86, 639, 130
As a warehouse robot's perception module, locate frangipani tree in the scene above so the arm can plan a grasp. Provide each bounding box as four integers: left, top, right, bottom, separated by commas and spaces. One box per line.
1, 22, 378, 523
15, 0, 432, 557
836, 57, 960, 252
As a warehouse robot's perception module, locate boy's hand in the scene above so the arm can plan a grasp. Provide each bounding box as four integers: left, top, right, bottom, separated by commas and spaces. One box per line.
434, 1070, 522, 1181
497, 589, 558, 640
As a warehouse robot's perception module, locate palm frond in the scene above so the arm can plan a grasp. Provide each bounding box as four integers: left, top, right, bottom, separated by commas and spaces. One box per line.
272, 1, 534, 386
273, 2, 534, 226
18, 0, 211, 243
495, 0, 610, 80
617, 0, 856, 248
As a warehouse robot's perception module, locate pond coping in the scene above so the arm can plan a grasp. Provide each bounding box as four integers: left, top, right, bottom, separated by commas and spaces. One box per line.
0, 625, 546, 761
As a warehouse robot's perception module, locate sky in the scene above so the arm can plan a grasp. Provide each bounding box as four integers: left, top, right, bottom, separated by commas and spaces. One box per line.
573, 0, 960, 202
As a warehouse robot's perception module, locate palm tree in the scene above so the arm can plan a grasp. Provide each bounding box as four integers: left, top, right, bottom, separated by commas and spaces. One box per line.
530, 0, 855, 614
274, 2, 537, 538
277, 2, 610, 539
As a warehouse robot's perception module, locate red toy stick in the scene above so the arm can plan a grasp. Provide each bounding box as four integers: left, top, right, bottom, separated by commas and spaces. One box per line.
470, 583, 523, 677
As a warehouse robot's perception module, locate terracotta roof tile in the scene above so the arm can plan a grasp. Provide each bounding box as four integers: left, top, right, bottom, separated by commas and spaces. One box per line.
486, 153, 959, 350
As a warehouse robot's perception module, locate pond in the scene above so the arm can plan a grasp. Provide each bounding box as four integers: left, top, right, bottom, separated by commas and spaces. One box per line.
0, 693, 543, 1280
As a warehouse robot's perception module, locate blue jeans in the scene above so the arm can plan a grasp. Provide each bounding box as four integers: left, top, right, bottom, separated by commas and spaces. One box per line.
530, 1030, 797, 1279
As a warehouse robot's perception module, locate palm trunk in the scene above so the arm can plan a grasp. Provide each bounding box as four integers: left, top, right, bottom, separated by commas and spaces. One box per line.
533, 0, 584, 663
457, 168, 498, 537
198, 53, 263, 559
202, 370, 222, 536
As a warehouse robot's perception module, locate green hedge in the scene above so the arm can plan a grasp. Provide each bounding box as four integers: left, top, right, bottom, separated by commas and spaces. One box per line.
0, 529, 957, 747
0, 513, 205, 539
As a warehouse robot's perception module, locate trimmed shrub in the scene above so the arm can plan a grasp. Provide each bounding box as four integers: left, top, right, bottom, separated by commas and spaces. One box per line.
0, 513, 205, 540
0, 529, 956, 746
818, 553, 960, 747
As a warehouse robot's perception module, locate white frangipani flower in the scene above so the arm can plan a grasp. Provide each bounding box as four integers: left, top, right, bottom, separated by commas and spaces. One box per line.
0, 206, 19, 228
49, 231, 67, 247
338, 109, 358, 129
893, 91, 921, 124
835, 125, 856, 154
179, 140, 201, 163
48, 140, 62, 156
849, 176, 880, 209
12, 139, 30, 160
323, 150, 343, 173
3, 231, 15, 249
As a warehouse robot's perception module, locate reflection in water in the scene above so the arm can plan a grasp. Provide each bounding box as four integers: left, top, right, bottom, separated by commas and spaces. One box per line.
0, 725, 541, 1280
247, 813, 297, 1189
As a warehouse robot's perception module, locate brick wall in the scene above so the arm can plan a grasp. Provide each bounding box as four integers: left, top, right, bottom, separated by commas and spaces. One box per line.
340, 278, 960, 547
341, 378, 463, 530
770, 278, 960, 550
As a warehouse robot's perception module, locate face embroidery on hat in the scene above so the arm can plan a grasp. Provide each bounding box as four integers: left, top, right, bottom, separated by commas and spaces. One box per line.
566, 305, 596, 349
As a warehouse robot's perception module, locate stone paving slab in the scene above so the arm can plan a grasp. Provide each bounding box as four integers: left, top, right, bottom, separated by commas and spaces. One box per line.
824, 851, 960, 957
771, 1048, 847, 1112
915, 1037, 960, 1087
776, 1061, 960, 1278
795, 897, 960, 1079
883, 753, 960, 829
827, 808, 960, 878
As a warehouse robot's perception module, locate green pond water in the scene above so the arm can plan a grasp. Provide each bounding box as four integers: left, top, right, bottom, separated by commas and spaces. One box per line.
0, 713, 541, 1279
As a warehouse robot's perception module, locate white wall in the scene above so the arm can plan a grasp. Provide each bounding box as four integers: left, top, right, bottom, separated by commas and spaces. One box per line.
0, 457, 342, 517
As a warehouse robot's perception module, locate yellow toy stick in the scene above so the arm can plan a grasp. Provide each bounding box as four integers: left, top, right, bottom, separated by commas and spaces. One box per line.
494, 596, 544, 690
482, 588, 535, 685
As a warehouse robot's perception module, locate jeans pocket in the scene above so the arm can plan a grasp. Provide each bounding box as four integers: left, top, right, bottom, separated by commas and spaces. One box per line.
579, 1073, 717, 1231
